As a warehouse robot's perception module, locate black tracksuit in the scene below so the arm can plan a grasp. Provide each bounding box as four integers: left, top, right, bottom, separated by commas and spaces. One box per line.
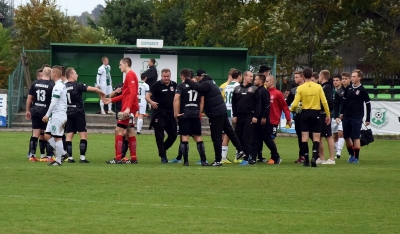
232, 83, 261, 158
145, 66, 158, 88
250, 86, 280, 161
149, 80, 178, 159
185, 76, 243, 162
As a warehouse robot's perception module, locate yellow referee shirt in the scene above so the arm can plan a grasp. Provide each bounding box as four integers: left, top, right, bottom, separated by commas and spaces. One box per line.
290, 81, 330, 116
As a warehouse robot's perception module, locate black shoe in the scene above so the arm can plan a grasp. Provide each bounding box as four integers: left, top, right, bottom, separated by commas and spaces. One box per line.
248, 159, 257, 165
124, 159, 138, 164
67, 159, 76, 163
79, 159, 90, 163
335, 154, 341, 159
257, 158, 267, 163
137, 132, 141, 135
274, 158, 282, 164
311, 158, 317, 167
210, 161, 222, 167
61, 153, 69, 162
183, 162, 189, 166
201, 161, 209, 166
48, 161, 62, 166
161, 157, 169, 164
236, 151, 246, 160
106, 158, 122, 164
303, 162, 310, 167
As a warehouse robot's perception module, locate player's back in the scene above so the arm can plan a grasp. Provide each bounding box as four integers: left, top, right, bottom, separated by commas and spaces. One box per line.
224, 81, 239, 117
138, 80, 149, 102
66, 82, 87, 115
30, 79, 55, 117
178, 83, 201, 119
52, 80, 68, 115
297, 81, 323, 111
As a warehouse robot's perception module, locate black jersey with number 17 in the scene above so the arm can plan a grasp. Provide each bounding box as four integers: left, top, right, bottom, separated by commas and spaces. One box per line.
65, 82, 88, 115
28, 79, 55, 117
176, 82, 202, 119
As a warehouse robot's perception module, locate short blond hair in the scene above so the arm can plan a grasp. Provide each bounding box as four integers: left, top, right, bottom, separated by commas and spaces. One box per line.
42, 67, 51, 77
320, 70, 330, 80
352, 69, 364, 78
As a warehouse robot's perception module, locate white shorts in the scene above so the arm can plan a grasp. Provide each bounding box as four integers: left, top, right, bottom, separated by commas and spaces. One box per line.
99, 85, 113, 96
138, 100, 147, 114
45, 114, 67, 137
331, 118, 343, 133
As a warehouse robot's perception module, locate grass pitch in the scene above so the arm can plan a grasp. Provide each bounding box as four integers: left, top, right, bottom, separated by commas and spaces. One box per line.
0, 132, 399, 234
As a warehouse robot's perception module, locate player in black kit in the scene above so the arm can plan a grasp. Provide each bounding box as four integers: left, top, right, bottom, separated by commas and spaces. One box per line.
173, 68, 208, 166
25, 67, 55, 162
64, 68, 105, 163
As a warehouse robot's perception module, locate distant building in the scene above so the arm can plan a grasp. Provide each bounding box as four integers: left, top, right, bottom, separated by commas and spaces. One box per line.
0, 13, 4, 23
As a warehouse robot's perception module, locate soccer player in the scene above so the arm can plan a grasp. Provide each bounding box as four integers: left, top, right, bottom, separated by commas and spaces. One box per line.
264, 75, 292, 164
221, 69, 242, 163
25, 67, 55, 162
290, 68, 330, 167
340, 69, 371, 164
332, 74, 345, 158
286, 71, 305, 163
145, 68, 178, 163
248, 74, 281, 165
103, 58, 139, 164
43, 66, 69, 166
318, 70, 335, 165
97, 56, 114, 115
173, 68, 208, 166
64, 68, 105, 163
231, 71, 260, 165
185, 70, 246, 166
137, 73, 150, 134
219, 68, 235, 100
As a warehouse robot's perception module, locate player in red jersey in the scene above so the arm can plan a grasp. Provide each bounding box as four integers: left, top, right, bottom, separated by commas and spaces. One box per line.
103, 58, 139, 164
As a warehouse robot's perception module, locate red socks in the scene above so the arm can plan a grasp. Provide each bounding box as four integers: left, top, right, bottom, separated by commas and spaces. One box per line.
128, 136, 137, 161
115, 135, 123, 161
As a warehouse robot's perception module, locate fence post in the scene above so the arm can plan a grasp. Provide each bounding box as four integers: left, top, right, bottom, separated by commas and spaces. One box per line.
7, 74, 12, 128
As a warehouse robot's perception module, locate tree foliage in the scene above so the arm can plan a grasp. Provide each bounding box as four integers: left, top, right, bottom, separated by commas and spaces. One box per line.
0, 24, 14, 88
0, 0, 13, 28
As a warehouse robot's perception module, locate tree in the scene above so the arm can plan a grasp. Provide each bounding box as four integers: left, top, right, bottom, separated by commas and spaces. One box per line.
0, 24, 14, 88
99, 0, 160, 44
0, 0, 13, 28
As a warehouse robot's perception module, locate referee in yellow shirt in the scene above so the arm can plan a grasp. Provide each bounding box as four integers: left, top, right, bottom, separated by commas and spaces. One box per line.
290, 68, 331, 167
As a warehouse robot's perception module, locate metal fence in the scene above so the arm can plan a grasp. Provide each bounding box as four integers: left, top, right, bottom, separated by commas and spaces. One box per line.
7, 59, 24, 128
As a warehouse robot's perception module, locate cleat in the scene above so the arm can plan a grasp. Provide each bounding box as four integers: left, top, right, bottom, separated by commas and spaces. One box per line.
183, 162, 189, 166
221, 158, 232, 164
274, 158, 282, 164
236, 151, 246, 160
48, 161, 62, 166
316, 158, 325, 164
295, 157, 305, 163
106, 158, 122, 164
233, 158, 243, 164
39, 157, 52, 162
335, 154, 341, 159
266, 159, 275, 165
322, 159, 336, 165
29, 156, 38, 162
125, 159, 138, 164
169, 158, 182, 163
201, 161, 209, 166
61, 153, 69, 162
161, 157, 169, 164
137, 132, 141, 135
79, 159, 90, 163
347, 155, 355, 163
108, 110, 115, 115
239, 160, 249, 166
303, 162, 310, 167
67, 159, 76, 163
248, 159, 256, 165
101, 111, 106, 115
311, 158, 317, 167
257, 158, 267, 163
351, 158, 359, 164
210, 161, 222, 167
196, 160, 208, 164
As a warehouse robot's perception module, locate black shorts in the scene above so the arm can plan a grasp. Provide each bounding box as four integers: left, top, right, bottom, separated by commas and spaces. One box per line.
300, 110, 321, 133
320, 113, 332, 137
31, 115, 47, 130
66, 112, 87, 133
178, 118, 201, 136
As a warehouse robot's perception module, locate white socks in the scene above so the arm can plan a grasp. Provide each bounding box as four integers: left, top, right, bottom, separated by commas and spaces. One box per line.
222, 146, 228, 160
55, 140, 64, 163
48, 137, 56, 149
108, 103, 112, 111
337, 138, 344, 154
80, 155, 86, 160
137, 118, 143, 132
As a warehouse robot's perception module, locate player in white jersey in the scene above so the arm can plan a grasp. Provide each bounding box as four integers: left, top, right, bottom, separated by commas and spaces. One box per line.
42, 66, 69, 166
221, 69, 242, 164
96, 56, 114, 115
136, 73, 150, 134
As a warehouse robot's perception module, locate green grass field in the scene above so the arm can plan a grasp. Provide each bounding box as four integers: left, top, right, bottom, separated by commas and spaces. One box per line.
0, 132, 399, 234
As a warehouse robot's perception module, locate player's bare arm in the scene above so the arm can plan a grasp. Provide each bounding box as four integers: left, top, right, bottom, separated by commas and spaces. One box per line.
110, 87, 121, 98
145, 92, 158, 109
87, 86, 105, 98
25, 95, 33, 120
173, 93, 183, 119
